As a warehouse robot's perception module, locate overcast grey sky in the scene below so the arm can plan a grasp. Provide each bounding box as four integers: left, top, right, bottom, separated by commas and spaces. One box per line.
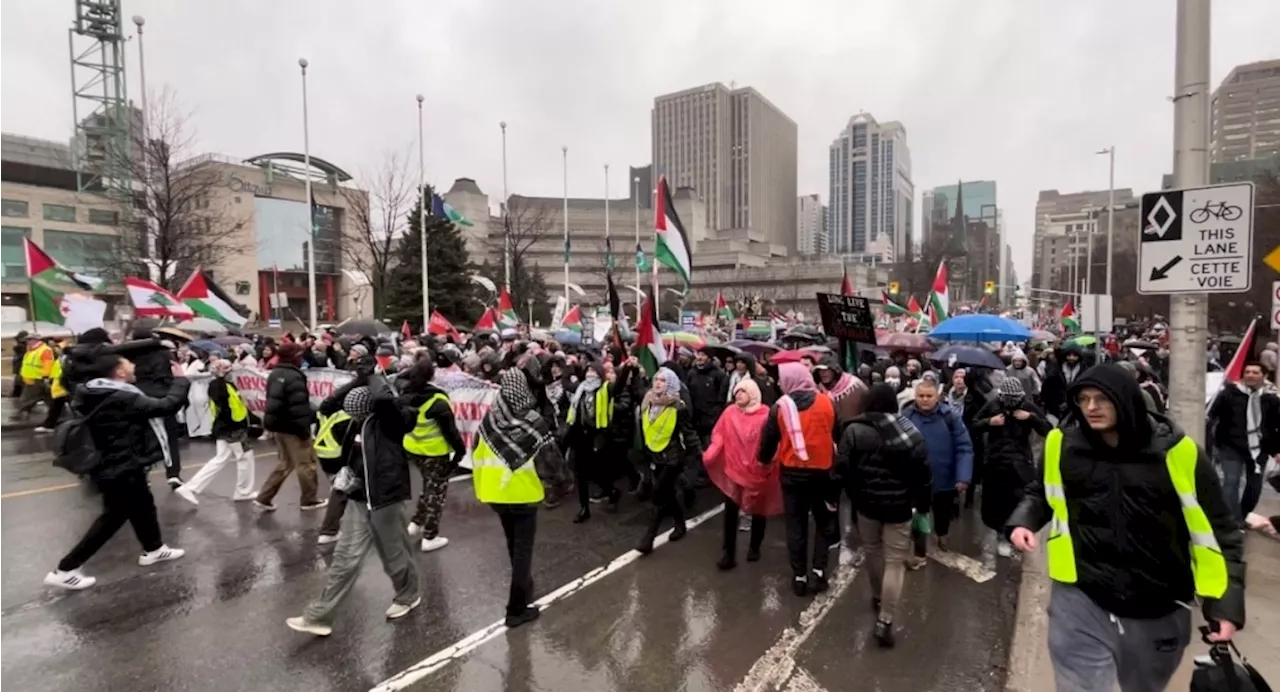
3, 0, 1278, 281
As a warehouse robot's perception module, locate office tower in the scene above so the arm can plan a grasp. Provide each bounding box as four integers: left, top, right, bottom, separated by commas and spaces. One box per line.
827, 113, 913, 259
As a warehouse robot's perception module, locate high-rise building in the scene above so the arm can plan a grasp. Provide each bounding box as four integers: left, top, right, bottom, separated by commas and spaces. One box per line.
651, 83, 798, 250
1211, 59, 1280, 163
827, 113, 913, 259
796, 194, 827, 256
1031, 187, 1135, 290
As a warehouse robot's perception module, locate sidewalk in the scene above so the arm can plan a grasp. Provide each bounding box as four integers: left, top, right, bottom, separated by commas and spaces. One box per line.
1006, 489, 1280, 691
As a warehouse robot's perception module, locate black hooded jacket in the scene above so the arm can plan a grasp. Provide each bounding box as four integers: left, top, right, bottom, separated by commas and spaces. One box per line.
127, 328, 176, 398
685, 360, 728, 433
1005, 364, 1246, 626
326, 375, 413, 510
835, 411, 932, 523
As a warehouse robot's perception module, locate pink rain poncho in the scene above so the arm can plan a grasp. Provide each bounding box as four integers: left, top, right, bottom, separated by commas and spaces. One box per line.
703, 379, 784, 517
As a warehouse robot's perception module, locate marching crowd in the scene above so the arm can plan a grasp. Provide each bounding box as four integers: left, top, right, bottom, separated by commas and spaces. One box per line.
11, 321, 1280, 690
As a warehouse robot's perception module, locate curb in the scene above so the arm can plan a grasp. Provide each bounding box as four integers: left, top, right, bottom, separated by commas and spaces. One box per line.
1004, 532, 1052, 692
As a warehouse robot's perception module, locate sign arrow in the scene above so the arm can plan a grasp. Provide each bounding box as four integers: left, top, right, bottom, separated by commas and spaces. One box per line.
1149, 255, 1183, 281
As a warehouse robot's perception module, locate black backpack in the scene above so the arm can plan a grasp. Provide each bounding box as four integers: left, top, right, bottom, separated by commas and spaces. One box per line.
1190, 628, 1272, 692
53, 399, 110, 476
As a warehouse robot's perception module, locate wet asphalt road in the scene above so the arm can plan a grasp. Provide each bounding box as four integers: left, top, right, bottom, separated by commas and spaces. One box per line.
2, 430, 1020, 692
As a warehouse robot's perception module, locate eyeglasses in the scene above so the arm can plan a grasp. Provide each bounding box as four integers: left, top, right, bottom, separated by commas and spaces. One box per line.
1075, 393, 1112, 410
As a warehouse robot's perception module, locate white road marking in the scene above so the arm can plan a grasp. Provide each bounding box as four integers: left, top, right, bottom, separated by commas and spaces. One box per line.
446, 473, 472, 484
369, 503, 726, 692
930, 549, 997, 583
733, 547, 861, 692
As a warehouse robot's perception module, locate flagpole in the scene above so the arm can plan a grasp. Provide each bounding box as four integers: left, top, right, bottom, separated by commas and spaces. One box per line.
299, 58, 317, 333
417, 94, 429, 332
500, 121, 510, 290
633, 175, 641, 301
604, 163, 610, 274
652, 178, 660, 328
562, 145, 569, 308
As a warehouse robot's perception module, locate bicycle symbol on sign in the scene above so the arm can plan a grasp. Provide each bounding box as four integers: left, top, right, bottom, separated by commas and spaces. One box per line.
1188, 200, 1243, 223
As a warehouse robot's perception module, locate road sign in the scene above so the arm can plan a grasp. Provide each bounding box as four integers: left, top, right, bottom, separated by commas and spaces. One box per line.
1265, 246, 1280, 274
1272, 281, 1280, 331
1136, 182, 1255, 295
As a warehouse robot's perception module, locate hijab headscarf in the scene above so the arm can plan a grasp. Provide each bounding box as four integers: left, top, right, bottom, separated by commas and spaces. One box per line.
998, 376, 1025, 407
776, 362, 816, 461
733, 378, 763, 413
570, 363, 605, 426
643, 366, 682, 421
480, 369, 552, 472
777, 362, 817, 394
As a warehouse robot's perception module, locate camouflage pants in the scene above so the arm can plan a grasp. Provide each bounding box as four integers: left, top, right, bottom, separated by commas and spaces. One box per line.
410, 454, 453, 539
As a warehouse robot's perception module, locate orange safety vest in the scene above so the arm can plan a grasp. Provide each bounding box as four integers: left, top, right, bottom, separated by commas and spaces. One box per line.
773, 393, 836, 471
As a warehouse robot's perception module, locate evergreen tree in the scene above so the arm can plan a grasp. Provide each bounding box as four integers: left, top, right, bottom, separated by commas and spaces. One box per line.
383, 187, 479, 330
477, 258, 552, 326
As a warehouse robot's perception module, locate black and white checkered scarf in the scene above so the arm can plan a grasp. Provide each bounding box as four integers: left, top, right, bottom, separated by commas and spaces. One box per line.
480, 369, 552, 472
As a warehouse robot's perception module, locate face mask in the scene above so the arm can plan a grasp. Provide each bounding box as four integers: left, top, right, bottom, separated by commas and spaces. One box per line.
886, 378, 900, 388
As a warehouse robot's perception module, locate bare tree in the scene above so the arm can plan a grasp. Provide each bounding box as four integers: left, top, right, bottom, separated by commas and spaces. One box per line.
117, 88, 251, 290
478, 196, 555, 322
340, 149, 414, 320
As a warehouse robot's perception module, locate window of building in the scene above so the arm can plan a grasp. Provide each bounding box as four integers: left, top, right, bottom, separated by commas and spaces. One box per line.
1, 226, 30, 281
43, 203, 77, 223
43, 229, 119, 277
235, 281, 251, 295
2, 199, 29, 218
88, 209, 119, 225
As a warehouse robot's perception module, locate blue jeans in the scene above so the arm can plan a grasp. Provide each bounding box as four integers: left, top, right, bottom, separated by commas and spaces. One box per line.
1213, 446, 1252, 521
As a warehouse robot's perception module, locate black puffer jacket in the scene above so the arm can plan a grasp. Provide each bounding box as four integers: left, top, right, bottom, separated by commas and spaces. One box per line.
1006, 365, 1246, 626
331, 374, 412, 510
73, 377, 190, 480
263, 363, 313, 438
835, 412, 932, 524
127, 328, 176, 398
686, 362, 728, 433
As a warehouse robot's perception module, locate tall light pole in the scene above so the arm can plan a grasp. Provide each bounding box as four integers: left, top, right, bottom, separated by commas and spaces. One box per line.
500, 121, 510, 290
562, 145, 569, 307
299, 57, 317, 332
633, 176, 641, 296
604, 163, 610, 272
131, 15, 155, 265
1168, 0, 1211, 442
1097, 146, 1116, 296
417, 94, 430, 331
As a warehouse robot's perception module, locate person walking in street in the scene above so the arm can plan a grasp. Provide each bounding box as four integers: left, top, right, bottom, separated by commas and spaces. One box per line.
398, 360, 466, 551
34, 343, 69, 433
835, 383, 931, 648
636, 366, 702, 555
1005, 348, 1042, 402
176, 359, 258, 505
902, 378, 973, 561
471, 368, 570, 629
564, 361, 623, 522
43, 354, 190, 590
686, 348, 729, 488
9, 329, 28, 399
758, 362, 840, 597
970, 377, 1052, 557
704, 378, 781, 570
12, 333, 53, 422
1007, 364, 1245, 692
1207, 361, 1280, 522
255, 342, 326, 512
127, 329, 187, 487
286, 376, 420, 636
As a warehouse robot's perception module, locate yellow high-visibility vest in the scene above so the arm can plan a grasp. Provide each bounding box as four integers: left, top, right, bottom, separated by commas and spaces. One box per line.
641, 407, 677, 453
1042, 428, 1228, 599
20, 344, 52, 384
472, 435, 545, 505
566, 386, 612, 429
50, 358, 67, 399
403, 393, 452, 457
209, 382, 248, 423
313, 411, 353, 460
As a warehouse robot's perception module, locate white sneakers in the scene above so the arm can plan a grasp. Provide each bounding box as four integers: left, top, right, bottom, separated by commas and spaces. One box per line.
385, 597, 422, 620
406, 522, 422, 537
420, 537, 449, 553
232, 491, 258, 502
285, 617, 332, 637
139, 545, 185, 566
175, 486, 199, 505
997, 539, 1014, 558
317, 533, 341, 545
44, 569, 96, 590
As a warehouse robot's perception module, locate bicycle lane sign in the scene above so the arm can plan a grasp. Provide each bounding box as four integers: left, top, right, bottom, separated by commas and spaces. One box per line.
1137, 181, 1255, 295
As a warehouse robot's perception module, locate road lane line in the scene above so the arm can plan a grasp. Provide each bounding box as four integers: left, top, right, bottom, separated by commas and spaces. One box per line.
0, 450, 278, 500
369, 503, 726, 692
734, 547, 862, 692
930, 549, 997, 583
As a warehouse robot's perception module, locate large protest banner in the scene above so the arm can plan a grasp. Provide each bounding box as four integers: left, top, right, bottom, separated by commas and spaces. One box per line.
184, 367, 499, 469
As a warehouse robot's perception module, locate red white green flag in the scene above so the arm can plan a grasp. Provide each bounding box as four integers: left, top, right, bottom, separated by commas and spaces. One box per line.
24, 239, 107, 330
881, 291, 908, 316
927, 260, 949, 326
840, 257, 854, 295
125, 276, 194, 319
474, 307, 498, 331
634, 279, 666, 376
176, 267, 248, 327
906, 295, 925, 322
714, 291, 734, 321
1060, 301, 1079, 333
497, 286, 519, 327
560, 305, 583, 333
654, 176, 693, 289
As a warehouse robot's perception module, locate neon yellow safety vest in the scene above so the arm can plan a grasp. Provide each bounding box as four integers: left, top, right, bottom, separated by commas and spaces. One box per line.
50, 359, 67, 399
404, 393, 453, 457
208, 383, 248, 423
314, 411, 353, 460
472, 435, 545, 505
20, 344, 52, 383
1042, 428, 1228, 599
641, 407, 677, 453
566, 386, 613, 430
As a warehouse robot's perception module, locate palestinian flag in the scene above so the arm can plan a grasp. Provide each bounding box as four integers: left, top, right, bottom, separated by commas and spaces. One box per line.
714, 291, 734, 321
474, 307, 498, 331
401, 320, 414, 340
840, 257, 854, 295
634, 279, 666, 377
24, 238, 103, 292
927, 260, 949, 326
125, 277, 194, 319
1060, 300, 1079, 334
24, 239, 107, 329
428, 310, 461, 342
497, 286, 519, 327
560, 305, 583, 333
176, 267, 248, 327
654, 176, 693, 289
906, 295, 926, 323
880, 291, 908, 316
1221, 317, 1258, 384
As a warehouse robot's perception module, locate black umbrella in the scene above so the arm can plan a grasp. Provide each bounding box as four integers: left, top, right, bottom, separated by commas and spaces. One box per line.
931, 344, 1005, 370
704, 343, 746, 362
334, 318, 391, 337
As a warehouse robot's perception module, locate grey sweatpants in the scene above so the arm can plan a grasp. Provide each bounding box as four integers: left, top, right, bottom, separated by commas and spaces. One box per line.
303, 502, 419, 626
1048, 583, 1191, 692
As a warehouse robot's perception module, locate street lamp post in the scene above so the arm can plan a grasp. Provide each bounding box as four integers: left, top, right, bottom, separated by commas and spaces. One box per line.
131, 15, 155, 266
527, 298, 534, 327
417, 94, 429, 330
633, 176, 641, 295
500, 121, 510, 290
1098, 146, 1116, 296
562, 145, 569, 307
299, 57, 317, 332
